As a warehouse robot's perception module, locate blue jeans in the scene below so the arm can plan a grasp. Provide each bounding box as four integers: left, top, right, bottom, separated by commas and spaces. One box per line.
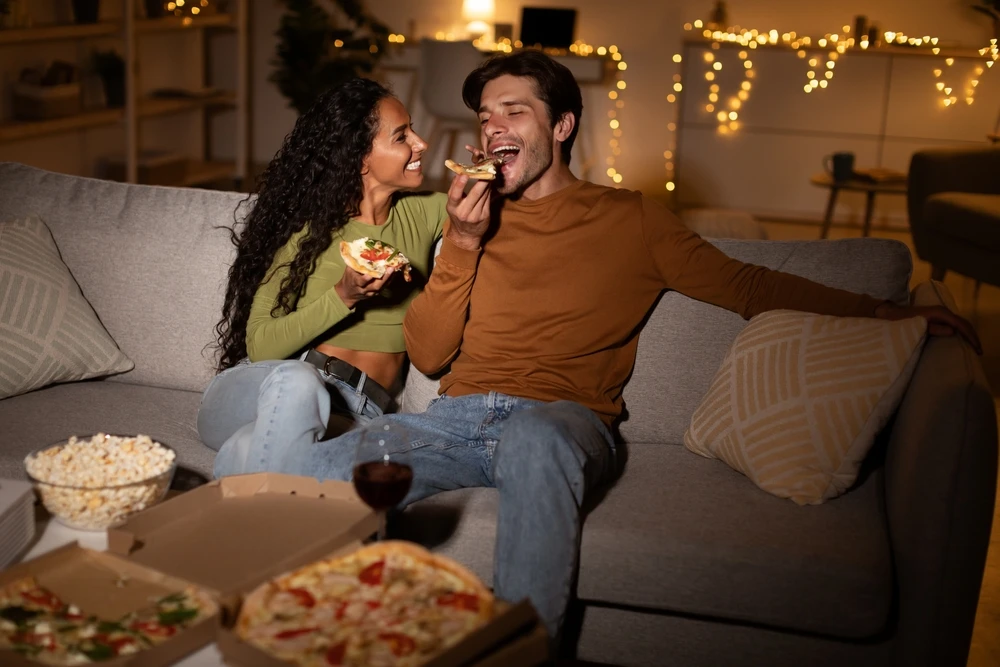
197, 358, 384, 467
212, 391, 617, 640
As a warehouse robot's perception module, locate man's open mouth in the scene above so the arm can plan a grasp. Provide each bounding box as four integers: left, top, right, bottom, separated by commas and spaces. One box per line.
490, 145, 520, 163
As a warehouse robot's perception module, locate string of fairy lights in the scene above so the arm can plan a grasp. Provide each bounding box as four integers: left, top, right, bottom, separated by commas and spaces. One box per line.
662, 19, 1000, 195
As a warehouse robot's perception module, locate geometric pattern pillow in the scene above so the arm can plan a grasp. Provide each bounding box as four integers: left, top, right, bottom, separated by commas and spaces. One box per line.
0, 215, 133, 400
683, 310, 927, 505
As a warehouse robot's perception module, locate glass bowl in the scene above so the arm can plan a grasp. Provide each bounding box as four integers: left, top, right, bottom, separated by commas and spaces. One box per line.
24, 434, 177, 531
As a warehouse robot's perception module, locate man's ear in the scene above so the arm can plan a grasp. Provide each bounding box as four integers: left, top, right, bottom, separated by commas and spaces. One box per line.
554, 111, 575, 145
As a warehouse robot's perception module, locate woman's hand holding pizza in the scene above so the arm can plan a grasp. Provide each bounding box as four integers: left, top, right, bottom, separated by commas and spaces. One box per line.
445, 145, 492, 252
336, 265, 394, 309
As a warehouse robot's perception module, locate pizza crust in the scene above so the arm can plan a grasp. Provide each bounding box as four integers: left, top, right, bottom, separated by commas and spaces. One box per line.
445, 159, 497, 181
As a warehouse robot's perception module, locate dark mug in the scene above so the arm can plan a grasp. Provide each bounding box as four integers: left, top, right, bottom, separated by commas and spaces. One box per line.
823, 152, 855, 182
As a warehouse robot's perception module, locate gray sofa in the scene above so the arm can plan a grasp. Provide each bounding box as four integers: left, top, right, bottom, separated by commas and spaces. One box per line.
1, 161, 996, 667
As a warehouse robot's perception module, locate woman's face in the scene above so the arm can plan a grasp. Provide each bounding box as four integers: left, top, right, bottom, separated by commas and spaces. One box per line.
363, 97, 427, 192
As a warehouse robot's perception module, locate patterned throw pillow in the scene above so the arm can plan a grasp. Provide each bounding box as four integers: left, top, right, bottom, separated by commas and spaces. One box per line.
0, 215, 133, 399
684, 310, 927, 505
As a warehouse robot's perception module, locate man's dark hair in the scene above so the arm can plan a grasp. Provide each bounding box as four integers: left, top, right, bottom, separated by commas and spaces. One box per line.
461, 50, 584, 164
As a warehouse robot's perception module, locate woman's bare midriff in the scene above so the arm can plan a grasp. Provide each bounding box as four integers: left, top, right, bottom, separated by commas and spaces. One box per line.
315, 343, 405, 391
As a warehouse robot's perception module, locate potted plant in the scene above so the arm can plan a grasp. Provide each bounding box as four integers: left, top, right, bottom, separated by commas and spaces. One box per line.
92, 49, 126, 108
270, 0, 393, 115
972, 0, 1000, 39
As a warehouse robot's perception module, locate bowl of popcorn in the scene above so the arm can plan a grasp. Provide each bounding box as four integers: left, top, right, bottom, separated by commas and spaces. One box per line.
24, 433, 177, 531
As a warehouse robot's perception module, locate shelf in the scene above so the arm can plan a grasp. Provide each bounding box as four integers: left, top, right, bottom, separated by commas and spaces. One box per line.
135, 14, 235, 34
138, 92, 237, 118
182, 160, 236, 186
0, 108, 122, 144
0, 21, 121, 46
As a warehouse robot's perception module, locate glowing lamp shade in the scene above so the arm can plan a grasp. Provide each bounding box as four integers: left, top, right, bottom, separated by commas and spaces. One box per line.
462, 0, 494, 38
462, 0, 495, 22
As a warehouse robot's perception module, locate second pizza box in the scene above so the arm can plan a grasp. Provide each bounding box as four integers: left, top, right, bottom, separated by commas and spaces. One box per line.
106, 473, 379, 615
0, 543, 219, 666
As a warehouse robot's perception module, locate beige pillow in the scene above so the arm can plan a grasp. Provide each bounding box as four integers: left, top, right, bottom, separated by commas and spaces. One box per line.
0, 215, 133, 399
684, 309, 927, 505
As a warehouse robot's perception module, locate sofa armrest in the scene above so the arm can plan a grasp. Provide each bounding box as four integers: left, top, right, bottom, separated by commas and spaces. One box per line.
908, 147, 1000, 228
884, 280, 998, 667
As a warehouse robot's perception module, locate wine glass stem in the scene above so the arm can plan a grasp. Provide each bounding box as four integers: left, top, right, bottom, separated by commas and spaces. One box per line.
377, 510, 388, 541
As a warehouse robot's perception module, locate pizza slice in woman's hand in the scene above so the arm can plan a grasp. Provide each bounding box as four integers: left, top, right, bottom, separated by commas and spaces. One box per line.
339, 238, 412, 282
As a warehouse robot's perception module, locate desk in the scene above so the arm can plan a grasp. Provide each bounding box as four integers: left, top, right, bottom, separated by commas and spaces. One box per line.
809, 173, 908, 238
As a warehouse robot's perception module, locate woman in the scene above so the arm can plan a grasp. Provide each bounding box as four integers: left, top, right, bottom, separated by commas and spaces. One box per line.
197, 77, 447, 477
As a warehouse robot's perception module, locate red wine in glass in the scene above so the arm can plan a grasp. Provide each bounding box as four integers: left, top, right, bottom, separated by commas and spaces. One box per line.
352, 460, 413, 511
352, 423, 412, 540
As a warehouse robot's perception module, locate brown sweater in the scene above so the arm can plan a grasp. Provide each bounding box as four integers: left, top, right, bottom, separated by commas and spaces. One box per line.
403, 180, 884, 426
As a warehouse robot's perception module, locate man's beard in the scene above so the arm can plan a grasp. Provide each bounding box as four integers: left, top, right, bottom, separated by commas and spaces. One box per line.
497, 142, 551, 197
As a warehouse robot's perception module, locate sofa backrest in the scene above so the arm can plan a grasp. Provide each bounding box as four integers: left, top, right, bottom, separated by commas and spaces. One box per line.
403, 237, 914, 444
0, 162, 246, 393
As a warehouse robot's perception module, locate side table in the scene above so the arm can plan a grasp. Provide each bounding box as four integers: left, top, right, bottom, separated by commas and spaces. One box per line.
809, 173, 908, 239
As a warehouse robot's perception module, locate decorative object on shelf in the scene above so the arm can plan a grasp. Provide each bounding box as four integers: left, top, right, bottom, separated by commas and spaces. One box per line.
71, 0, 100, 24
1, 0, 32, 28
143, 0, 165, 19
92, 49, 126, 108
270, 0, 392, 115
13, 62, 82, 120
707, 1, 728, 31
971, 1, 1000, 40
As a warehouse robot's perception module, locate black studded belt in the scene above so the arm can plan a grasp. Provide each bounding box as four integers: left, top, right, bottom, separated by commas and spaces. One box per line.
302, 349, 394, 413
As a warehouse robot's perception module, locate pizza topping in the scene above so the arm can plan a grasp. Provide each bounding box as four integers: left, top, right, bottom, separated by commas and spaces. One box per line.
379, 632, 417, 657
130, 619, 178, 638
21, 588, 64, 611
436, 592, 481, 613
325, 642, 347, 665
1, 605, 43, 627
286, 588, 316, 609
274, 627, 318, 640
358, 561, 385, 586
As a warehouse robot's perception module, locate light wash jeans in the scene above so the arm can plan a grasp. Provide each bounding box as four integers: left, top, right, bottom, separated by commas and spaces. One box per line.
197, 358, 384, 460
212, 390, 618, 640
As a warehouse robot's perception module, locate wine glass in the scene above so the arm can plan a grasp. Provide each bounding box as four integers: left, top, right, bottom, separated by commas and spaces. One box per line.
352, 422, 413, 541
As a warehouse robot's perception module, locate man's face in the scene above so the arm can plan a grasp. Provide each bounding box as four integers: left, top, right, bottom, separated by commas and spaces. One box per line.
477, 75, 554, 196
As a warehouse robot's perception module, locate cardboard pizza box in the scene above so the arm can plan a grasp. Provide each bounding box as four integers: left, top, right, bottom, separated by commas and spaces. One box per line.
0, 543, 218, 666
215, 597, 549, 667
106, 474, 379, 614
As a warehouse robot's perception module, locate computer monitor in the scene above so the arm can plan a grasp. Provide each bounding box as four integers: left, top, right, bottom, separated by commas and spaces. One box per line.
519, 7, 577, 49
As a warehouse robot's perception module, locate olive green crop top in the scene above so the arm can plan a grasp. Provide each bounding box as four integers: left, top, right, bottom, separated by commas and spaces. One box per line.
246, 191, 447, 361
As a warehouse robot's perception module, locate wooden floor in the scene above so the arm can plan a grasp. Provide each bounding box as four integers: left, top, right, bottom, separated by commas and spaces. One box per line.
760, 219, 1000, 667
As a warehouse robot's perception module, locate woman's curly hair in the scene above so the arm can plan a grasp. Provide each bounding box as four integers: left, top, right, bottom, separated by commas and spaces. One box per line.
213, 77, 393, 371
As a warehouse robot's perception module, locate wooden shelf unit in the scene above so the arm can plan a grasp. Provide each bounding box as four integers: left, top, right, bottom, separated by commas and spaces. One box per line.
0, 3, 250, 189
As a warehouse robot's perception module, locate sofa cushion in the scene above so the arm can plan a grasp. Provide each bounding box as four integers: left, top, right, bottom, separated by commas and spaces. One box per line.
0, 215, 133, 399
618, 238, 913, 445
0, 382, 213, 480
925, 192, 1000, 251
399, 442, 891, 639
684, 310, 927, 505
0, 162, 247, 393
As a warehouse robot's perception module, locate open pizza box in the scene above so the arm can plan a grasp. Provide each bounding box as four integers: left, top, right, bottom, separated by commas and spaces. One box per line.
0, 543, 219, 666
107, 472, 549, 666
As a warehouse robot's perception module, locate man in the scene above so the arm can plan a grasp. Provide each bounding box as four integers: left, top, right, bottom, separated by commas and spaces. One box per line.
213, 51, 980, 645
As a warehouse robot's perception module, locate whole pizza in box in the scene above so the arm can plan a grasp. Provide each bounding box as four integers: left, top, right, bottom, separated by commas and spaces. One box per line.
236, 541, 495, 666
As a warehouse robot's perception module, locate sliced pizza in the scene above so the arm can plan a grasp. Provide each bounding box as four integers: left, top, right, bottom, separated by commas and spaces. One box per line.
236, 541, 495, 666
339, 238, 412, 282
0, 578, 215, 665
444, 156, 503, 181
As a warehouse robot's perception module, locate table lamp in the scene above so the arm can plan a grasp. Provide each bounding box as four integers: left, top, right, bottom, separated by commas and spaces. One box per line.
463, 0, 495, 39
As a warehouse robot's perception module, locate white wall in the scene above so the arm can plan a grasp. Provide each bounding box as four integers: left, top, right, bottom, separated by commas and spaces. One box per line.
248, 0, 990, 199
1, 0, 991, 202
